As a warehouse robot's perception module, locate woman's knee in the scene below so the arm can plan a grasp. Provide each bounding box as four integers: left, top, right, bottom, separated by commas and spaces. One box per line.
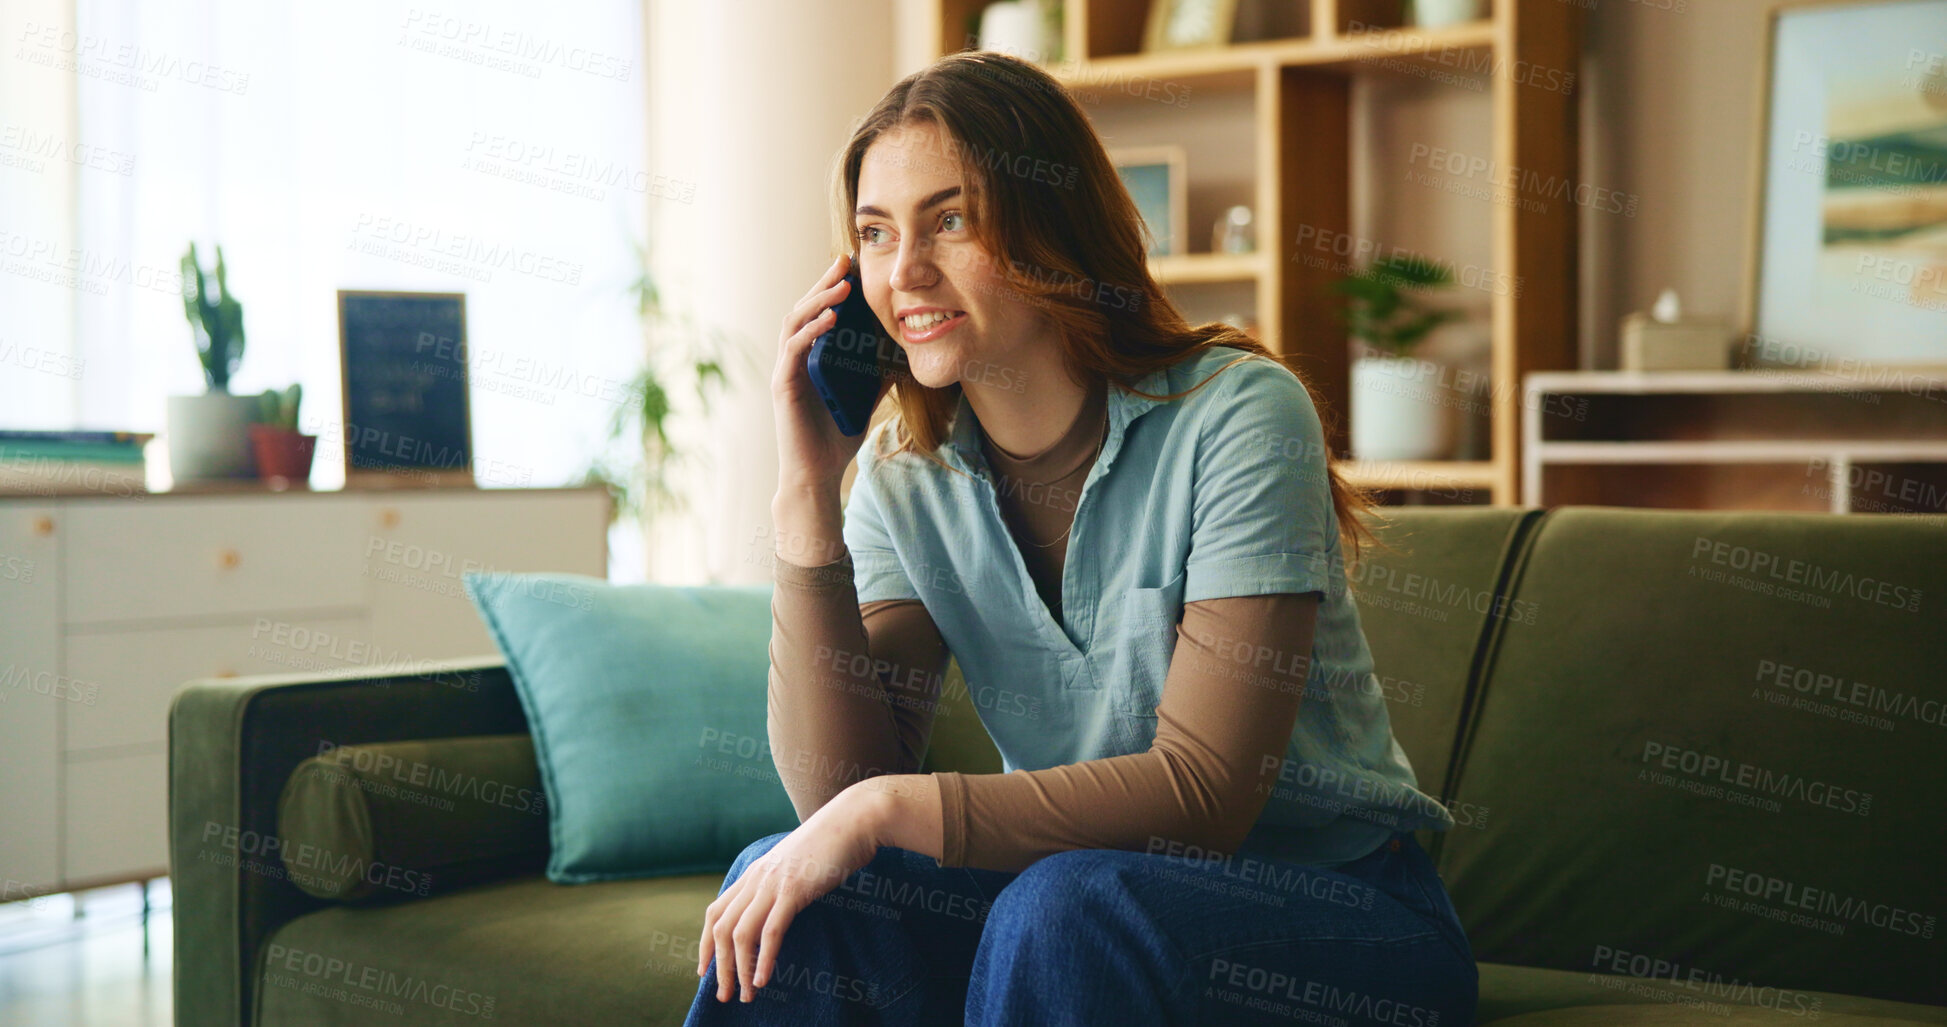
721, 830, 794, 889
986, 848, 1129, 937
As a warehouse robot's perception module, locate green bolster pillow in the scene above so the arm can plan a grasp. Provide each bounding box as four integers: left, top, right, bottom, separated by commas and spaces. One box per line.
275, 735, 551, 902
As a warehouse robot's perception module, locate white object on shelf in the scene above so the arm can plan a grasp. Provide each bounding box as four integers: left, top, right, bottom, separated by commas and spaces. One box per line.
1409, 0, 1485, 29
165, 392, 261, 481
978, 0, 1054, 62
1651, 287, 1681, 323
1351, 355, 1454, 461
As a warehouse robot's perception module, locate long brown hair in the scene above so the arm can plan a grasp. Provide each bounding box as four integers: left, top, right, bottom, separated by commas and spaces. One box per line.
831, 50, 1381, 564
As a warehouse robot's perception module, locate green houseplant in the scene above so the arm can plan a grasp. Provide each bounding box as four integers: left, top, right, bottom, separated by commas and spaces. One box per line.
249, 384, 316, 486
1334, 254, 1463, 461
165, 242, 262, 481
580, 236, 734, 530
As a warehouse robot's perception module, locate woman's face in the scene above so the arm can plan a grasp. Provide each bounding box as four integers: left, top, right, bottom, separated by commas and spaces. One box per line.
854, 120, 1050, 394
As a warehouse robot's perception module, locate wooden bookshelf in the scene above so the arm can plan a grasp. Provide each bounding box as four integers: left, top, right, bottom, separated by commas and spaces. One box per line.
1523, 371, 1947, 513
1148, 252, 1266, 284
1344, 458, 1498, 492
921, 0, 1582, 505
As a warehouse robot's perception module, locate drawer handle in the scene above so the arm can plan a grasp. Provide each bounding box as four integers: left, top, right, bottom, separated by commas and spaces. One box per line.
33, 516, 54, 537
218, 548, 242, 570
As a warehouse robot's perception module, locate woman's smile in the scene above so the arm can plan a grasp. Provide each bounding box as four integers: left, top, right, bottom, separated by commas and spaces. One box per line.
896, 308, 968, 343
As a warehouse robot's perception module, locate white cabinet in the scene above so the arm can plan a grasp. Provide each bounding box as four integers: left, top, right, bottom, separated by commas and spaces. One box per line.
63, 495, 371, 625
364, 492, 611, 657
63, 615, 371, 753
0, 504, 62, 896
0, 487, 608, 897
63, 751, 169, 884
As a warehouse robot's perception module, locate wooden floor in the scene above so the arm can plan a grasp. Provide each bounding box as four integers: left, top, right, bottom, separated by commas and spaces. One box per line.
0, 880, 172, 1026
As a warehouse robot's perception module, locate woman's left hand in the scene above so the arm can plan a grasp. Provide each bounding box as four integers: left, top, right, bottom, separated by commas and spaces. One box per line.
697, 783, 887, 1004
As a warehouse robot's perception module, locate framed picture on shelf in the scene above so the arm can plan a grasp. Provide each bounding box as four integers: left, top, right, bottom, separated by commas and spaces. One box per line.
1143, 0, 1238, 52
1110, 145, 1189, 258
1744, 0, 1947, 369
336, 290, 475, 487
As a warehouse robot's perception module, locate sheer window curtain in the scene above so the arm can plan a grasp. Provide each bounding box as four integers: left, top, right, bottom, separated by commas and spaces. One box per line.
4, 0, 664, 577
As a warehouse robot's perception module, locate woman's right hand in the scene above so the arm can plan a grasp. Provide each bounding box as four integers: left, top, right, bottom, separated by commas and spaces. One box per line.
772, 252, 892, 497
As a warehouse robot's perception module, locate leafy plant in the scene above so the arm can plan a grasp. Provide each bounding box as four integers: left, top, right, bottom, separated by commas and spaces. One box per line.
1333, 254, 1459, 359
181, 242, 246, 391
257, 384, 302, 432
580, 235, 735, 526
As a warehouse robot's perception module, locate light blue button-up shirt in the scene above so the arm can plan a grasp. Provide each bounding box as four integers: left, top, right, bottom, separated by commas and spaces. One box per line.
843, 345, 1455, 867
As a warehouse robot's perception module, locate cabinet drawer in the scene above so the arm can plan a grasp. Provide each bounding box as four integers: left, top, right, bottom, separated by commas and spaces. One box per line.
0, 502, 62, 893
63, 748, 168, 885
64, 496, 369, 624
365, 490, 609, 657
64, 615, 371, 753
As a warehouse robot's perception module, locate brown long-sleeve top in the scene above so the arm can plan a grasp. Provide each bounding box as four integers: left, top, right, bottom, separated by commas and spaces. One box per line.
767, 375, 1322, 873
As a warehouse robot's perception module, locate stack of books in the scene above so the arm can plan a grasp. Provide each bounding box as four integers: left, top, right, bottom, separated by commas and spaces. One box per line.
0, 430, 152, 497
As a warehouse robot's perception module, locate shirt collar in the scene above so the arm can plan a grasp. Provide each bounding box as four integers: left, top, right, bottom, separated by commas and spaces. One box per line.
944, 363, 1172, 478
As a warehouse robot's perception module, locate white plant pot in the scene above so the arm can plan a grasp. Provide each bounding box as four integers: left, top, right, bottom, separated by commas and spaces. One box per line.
1350, 355, 1454, 462
167, 391, 261, 481
1410, 0, 1485, 29
978, 0, 1055, 62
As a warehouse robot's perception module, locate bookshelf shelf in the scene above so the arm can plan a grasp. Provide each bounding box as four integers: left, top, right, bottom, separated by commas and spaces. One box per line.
1342, 459, 1499, 492
1522, 371, 1947, 512
1148, 252, 1266, 285
925, 0, 1581, 504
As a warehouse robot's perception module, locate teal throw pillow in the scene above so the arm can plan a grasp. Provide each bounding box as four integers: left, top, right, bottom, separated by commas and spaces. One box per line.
462, 572, 798, 883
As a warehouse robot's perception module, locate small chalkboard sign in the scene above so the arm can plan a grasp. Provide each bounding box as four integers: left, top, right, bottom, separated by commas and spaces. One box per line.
336, 290, 473, 486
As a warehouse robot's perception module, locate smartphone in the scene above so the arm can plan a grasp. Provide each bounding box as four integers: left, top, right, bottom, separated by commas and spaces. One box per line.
807, 265, 908, 436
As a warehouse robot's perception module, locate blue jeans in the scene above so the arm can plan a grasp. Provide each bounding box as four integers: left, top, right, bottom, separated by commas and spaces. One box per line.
683, 829, 1477, 1026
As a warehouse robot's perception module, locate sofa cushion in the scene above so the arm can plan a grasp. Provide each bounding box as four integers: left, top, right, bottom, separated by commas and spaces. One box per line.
918, 657, 1006, 775
1475, 963, 1947, 1025
1348, 507, 1541, 810
255, 872, 723, 1025
1440, 509, 1947, 1006
464, 573, 800, 883
275, 735, 549, 901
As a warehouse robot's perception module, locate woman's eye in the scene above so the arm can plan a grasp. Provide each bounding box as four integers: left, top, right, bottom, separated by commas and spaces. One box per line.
941, 211, 966, 232
857, 225, 888, 245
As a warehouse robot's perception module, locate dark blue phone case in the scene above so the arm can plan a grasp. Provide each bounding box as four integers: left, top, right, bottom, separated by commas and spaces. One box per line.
806, 266, 906, 436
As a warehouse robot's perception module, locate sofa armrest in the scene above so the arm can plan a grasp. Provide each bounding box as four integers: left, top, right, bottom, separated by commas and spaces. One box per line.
277, 734, 548, 901
169, 658, 531, 1027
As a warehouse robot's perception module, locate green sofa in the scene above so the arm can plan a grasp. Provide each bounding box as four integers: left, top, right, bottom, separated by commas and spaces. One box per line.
170, 506, 1947, 1025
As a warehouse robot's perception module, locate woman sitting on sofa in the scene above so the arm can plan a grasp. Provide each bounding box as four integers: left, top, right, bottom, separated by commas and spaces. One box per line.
687, 49, 1478, 1027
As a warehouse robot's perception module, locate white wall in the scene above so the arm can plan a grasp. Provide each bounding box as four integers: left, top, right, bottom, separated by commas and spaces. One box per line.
644, 0, 895, 583
1581, 0, 1775, 369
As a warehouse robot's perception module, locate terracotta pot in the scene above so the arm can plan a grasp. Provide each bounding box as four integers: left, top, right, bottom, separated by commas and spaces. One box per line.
248, 424, 317, 484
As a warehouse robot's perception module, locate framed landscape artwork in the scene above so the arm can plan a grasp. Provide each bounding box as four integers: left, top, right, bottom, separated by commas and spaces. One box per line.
1746, 0, 1947, 369
1110, 146, 1189, 259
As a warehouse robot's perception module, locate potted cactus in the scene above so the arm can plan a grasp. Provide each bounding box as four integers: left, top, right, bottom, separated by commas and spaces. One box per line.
249, 384, 315, 486
166, 242, 261, 481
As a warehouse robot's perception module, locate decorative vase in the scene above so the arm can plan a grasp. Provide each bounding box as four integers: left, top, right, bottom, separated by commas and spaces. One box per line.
165, 391, 261, 481
1409, 0, 1485, 29
247, 424, 317, 485
1350, 355, 1454, 461
978, 0, 1056, 62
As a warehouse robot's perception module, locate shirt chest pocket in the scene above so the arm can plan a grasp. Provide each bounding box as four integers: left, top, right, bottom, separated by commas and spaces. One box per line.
1115, 569, 1186, 718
